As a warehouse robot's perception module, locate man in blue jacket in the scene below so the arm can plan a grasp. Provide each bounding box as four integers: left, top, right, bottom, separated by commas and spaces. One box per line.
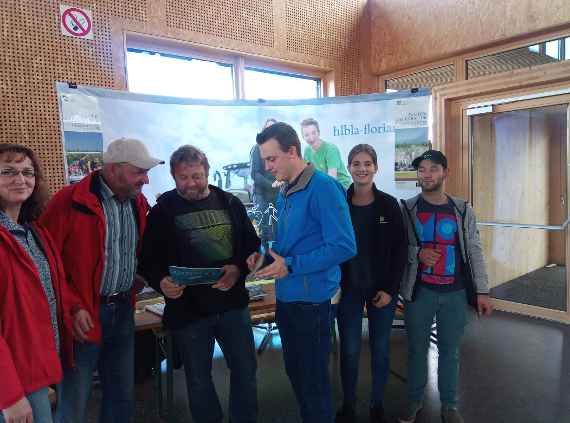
248, 122, 356, 423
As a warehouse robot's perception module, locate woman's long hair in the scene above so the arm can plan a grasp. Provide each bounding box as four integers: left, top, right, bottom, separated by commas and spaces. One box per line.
0, 143, 49, 223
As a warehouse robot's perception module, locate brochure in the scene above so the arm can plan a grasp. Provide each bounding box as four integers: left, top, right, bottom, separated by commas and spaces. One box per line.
169, 266, 223, 286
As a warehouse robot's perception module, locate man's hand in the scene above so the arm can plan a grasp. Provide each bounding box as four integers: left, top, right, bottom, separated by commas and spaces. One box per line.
254, 249, 288, 280
246, 252, 261, 271
418, 248, 441, 267
212, 265, 240, 291
72, 309, 94, 342
2, 396, 33, 423
160, 276, 185, 299
477, 294, 493, 317
372, 290, 392, 309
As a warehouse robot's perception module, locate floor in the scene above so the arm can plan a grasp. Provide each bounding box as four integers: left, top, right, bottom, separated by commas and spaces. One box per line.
491, 265, 567, 311
87, 310, 570, 423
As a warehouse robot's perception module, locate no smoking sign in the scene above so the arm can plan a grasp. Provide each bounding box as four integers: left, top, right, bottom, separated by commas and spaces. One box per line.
60, 5, 93, 39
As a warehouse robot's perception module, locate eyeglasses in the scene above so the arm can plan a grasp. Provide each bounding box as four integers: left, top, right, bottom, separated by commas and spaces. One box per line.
0, 168, 36, 178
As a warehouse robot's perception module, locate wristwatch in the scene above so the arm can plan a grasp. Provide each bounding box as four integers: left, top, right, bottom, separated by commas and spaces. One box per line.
284, 256, 293, 274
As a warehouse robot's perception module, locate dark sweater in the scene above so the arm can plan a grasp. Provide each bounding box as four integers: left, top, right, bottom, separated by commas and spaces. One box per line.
340, 184, 407, 297
139, 186, 260, 330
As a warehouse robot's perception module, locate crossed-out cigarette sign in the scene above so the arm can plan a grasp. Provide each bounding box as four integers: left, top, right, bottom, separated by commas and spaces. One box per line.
60, 4, 93, 39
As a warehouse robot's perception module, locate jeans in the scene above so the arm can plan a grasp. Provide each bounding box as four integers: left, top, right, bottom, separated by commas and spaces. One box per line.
276, 299, 333, 423
55, 300, 135, 423
0, 387, 53, 423
172, 307, 257, 423
337, 289, 397, 408
404, 285, 467, 407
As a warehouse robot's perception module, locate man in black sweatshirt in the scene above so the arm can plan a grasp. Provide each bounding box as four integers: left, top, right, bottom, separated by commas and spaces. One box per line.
139, 145, 260, 423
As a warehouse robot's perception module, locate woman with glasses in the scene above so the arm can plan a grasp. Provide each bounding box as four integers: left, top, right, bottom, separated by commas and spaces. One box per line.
335, 144, 407, 423
0, 144, 72, 423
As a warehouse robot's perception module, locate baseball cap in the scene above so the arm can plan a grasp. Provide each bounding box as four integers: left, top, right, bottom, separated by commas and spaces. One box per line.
412, 149, 447, 169
103, 138, 164, 170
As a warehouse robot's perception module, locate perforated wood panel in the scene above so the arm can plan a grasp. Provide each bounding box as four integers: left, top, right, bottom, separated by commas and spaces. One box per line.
107, 0, 148, 21
285, 0, 361, 95
166, 0, 275, 47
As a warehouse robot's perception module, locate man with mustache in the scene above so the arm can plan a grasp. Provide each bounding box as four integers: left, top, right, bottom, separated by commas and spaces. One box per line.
40, 138, 164, 422
139, 145, 260, 423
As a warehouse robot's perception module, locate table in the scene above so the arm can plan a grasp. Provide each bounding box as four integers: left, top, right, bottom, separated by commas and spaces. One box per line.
134, 283, 276, 422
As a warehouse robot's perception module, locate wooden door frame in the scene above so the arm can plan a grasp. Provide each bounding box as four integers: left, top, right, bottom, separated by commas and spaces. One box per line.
432, 60, 570, 323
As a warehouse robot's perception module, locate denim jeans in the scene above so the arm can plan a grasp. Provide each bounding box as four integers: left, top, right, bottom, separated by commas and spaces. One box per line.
0, 387, 53, 423
276, 299, 333, 423
337, 289, 397, 408
55, 300, 135, 423
172, 307, 257, 423
404, 285, 467, 407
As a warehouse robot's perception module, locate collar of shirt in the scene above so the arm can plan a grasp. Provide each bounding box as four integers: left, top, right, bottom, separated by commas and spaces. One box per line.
0, 210, 28, 235
98, 174, 116, 201
285, 167, 306, 194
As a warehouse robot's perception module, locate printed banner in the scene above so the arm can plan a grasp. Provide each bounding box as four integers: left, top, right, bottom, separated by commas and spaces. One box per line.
57, 83, 430, 241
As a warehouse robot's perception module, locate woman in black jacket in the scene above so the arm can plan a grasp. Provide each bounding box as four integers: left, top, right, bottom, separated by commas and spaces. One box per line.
336, 144, 407, 423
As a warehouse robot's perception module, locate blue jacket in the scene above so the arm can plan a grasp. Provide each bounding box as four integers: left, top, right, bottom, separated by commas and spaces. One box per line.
274, 164, 356, 303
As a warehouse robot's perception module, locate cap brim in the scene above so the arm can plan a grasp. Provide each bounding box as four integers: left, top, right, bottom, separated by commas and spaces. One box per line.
411, 156, 422, 169
131, 158, 165, 170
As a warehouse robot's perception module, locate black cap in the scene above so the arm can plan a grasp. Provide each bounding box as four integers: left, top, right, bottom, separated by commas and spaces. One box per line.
412, 149, 447, 169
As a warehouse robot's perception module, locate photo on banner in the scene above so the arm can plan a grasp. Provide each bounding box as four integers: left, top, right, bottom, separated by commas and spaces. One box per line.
56, 83, 430, 243
59, 91, 104, 183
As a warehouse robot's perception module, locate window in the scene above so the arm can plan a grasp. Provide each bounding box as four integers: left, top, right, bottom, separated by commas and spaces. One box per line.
467, 35, 570, 79
125, 37, 326, 101
243, 67, 321, 100
545, 40, 560, 60
126, 48, 234, 100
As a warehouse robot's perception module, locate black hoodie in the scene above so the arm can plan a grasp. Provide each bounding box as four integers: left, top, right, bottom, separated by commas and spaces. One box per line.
139, 185, 260, 330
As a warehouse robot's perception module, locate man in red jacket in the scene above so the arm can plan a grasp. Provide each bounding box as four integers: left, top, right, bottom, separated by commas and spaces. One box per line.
40, 138, 163, 423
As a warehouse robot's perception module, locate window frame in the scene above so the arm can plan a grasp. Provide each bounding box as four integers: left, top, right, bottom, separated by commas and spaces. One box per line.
124, 32, 332, 100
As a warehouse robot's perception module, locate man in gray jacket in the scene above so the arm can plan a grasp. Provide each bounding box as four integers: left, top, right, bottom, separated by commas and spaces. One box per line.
398, 150, 492, 423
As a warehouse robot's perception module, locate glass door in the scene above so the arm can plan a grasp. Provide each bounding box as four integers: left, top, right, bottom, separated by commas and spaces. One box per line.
470, 101, 570, 321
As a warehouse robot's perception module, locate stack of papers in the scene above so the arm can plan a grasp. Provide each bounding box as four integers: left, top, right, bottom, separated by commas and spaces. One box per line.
246, 284, 267, 301
145, 302, 165, 316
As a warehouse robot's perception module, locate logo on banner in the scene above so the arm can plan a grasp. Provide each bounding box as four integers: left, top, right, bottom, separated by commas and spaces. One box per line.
60, 5, 93, 39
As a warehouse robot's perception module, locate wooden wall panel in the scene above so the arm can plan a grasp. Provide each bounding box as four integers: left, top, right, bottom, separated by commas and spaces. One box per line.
1, 0, 366, 194
369, 0, 570, 75
165, 0, 275, 47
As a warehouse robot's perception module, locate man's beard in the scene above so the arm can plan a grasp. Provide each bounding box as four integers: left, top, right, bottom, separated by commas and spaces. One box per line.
420, 179, 443, 192
179, 186, 209, 200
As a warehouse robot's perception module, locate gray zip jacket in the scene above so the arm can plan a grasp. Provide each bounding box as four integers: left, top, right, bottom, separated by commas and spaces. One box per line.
399, 194, 489, 303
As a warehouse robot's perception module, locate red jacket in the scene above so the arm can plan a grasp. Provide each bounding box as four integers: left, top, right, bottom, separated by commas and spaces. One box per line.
0, 223, 74, 410
39, 171, 149, 345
